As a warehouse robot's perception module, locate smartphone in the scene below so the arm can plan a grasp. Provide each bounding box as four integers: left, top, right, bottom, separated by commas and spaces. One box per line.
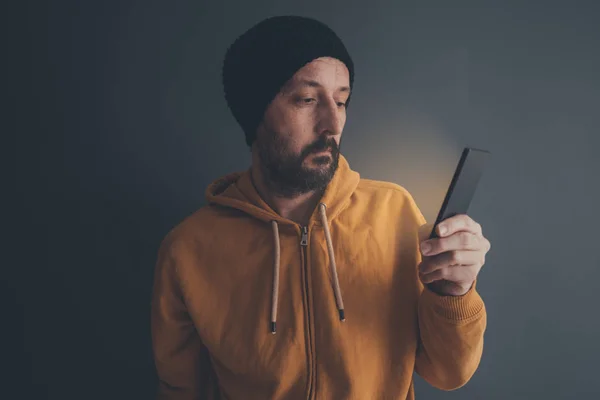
429, 147, 491, 239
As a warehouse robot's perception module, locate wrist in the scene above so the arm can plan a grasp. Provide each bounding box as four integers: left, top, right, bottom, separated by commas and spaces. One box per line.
426, 279, 474, 297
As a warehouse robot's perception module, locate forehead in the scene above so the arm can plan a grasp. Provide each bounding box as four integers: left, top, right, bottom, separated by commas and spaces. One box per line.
286, 57, 350, 89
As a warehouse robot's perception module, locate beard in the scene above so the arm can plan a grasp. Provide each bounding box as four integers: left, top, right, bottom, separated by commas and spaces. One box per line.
256, 128, 341, 198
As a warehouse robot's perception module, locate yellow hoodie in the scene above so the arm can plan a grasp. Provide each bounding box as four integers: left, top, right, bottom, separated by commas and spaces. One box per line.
151, 154, 486, 400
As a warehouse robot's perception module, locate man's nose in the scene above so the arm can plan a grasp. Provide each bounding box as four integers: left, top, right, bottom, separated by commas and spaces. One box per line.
317, 98, 344, 136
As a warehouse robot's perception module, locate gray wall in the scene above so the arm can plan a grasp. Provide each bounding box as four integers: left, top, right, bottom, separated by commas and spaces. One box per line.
11, 0, 599, 399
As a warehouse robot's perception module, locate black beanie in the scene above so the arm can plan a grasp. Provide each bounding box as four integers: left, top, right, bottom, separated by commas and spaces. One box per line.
222, 16, 355, 147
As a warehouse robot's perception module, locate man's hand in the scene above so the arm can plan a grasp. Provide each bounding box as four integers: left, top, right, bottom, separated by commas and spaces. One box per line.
418, 214, 491, 296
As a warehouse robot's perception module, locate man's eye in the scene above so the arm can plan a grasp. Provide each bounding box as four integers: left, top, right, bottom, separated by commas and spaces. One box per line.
297, 98, 345, 107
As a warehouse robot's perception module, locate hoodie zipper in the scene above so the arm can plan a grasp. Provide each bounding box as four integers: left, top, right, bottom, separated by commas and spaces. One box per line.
300, 226, 308, 246
300, 225, 315, 399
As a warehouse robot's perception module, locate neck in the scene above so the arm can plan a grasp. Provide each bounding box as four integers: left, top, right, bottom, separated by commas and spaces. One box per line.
250, 162, 323, 227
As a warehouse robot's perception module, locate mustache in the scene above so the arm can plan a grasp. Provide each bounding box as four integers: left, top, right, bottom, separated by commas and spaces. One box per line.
303, 137, 339, 156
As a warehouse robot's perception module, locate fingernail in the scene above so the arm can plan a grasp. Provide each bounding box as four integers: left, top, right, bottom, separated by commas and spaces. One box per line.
421, 242, 431, 255
438, 225, 447, 235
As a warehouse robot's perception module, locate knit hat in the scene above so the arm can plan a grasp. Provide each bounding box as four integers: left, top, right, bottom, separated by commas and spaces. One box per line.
222, 16, 355, 147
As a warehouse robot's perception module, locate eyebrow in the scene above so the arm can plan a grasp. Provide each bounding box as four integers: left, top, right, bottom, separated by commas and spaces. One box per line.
296, 79, 351, 93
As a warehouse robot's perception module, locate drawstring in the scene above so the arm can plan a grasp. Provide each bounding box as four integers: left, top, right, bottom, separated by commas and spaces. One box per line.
270, 203, 346, 335
318, 203, 346, 322
270, 221, 281, 334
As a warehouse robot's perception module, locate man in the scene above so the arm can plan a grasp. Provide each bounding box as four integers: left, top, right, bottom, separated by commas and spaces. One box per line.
151, 15, 490, 400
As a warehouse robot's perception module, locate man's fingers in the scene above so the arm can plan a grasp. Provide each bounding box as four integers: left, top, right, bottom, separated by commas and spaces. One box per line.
419, 264, 478, 285
420, 232, 482, 256
437, 214, 482, 237
426, 279, 473, 296
419, 250, 483, 275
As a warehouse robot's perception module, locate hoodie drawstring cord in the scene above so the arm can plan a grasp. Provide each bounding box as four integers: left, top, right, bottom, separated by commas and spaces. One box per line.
318, 203, 346, 322
270, 203, 346, 334
270, 221, 281, 334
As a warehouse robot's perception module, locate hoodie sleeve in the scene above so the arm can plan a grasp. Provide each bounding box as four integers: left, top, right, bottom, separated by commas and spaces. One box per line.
151, 235, 218, 399
411, 202, 487, 391
415, 280, 487, 390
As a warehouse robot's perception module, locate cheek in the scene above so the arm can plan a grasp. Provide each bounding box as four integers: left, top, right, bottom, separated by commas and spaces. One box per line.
278, 115, 314, 147
264, 100, 316, 152
280, 110, 312, 133
264, 124, 302, 156
269, 111, 304, 136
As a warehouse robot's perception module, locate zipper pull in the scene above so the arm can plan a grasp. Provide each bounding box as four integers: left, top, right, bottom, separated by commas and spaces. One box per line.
300, 226, 308, 246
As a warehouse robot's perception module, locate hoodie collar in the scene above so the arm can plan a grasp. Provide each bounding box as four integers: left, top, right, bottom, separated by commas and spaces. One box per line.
205, 154, 360, 226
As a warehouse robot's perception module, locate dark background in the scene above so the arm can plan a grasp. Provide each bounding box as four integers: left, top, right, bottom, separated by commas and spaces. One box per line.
8, 0, 600, 399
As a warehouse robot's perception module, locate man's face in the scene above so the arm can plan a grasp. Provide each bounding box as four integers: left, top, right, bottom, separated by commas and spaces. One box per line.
254, 57, 350, 197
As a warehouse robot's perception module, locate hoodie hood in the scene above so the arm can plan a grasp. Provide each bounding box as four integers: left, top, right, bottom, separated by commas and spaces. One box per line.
205, 154, 360, 333
205, 154, 360, 227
